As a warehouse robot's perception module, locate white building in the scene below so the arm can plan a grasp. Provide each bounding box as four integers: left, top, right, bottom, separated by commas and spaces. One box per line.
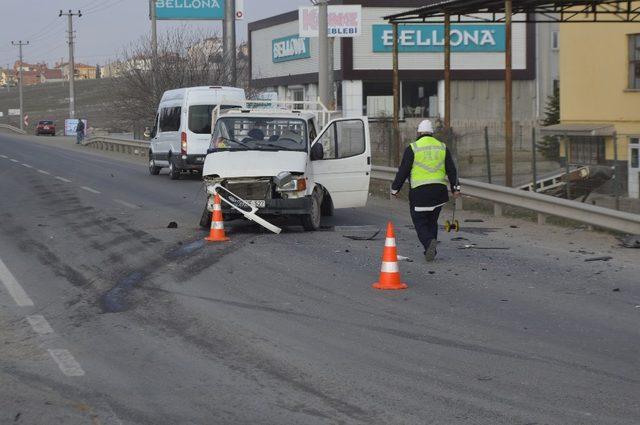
249, 1, 558, 123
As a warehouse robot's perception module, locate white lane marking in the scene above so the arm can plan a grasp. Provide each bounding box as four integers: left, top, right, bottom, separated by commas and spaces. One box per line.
21, 163, 33, 168
55, 176, 72, 183
47, 349, 85, 377
0, 154, 8, 158
113, 199, 139, 209
0, 258, 34, 307
37, 169, 50, 175
81, 186, 101, 194
10, 159, 19, 163
27, 315, 54, 335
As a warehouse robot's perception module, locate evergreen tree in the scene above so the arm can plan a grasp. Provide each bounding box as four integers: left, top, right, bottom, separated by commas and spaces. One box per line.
537, 85, 560, 160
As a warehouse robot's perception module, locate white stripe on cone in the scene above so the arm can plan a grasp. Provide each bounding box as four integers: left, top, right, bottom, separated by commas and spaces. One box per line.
213, 204, 221, 211
385, 237, 396, 247
212, 221, 224, 230
380, 261, 399, 273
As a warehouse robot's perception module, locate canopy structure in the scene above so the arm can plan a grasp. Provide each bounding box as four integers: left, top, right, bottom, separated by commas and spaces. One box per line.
383, 0, 639, 187
385, 0, 640, 23
540, 123, 617, 137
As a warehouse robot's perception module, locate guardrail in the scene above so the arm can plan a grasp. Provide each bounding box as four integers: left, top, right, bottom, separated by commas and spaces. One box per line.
83, 136, 149, 158
0, 123, 27, 135
372, 165, 640, 234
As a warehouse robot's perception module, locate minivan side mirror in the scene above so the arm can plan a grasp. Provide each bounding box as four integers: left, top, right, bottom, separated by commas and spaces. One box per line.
310, 143, 324, 161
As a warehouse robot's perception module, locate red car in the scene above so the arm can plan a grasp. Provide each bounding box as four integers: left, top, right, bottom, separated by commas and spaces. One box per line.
36, 120, 56, 136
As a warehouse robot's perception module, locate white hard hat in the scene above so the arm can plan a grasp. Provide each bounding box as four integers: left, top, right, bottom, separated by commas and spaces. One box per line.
417, 120, 433, 134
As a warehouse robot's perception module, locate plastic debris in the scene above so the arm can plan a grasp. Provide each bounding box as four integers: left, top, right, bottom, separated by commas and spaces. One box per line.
343, 229, 381, 241
584, 256, 612, 262
460, 244, 509, 250
397, 255, 413, 262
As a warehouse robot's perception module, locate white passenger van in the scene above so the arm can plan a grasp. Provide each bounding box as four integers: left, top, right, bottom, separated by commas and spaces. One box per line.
148, 86, 245, 179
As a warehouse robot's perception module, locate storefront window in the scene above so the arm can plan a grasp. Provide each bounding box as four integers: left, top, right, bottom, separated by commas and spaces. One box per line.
363, 81, 438, 119
568, 136, 605, 165
629, 34, 640, 89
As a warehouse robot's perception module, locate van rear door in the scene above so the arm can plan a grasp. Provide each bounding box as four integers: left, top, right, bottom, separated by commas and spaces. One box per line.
311, 117, 371, 208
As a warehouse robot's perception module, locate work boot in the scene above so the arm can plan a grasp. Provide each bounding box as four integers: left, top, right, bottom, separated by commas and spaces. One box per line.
424, 239, 437, 262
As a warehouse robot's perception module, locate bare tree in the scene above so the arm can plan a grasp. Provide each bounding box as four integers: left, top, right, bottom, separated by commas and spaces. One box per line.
105, 28, 249, 132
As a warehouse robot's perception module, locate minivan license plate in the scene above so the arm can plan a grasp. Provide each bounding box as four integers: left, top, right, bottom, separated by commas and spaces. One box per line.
246, 200, 266, 208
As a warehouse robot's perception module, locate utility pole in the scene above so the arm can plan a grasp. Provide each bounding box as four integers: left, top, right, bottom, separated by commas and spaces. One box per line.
11, 41, 28, 130
318, 0, 330, 107
223, 0, 237, 86
6, 63, 10, 93
149, 0, 157, 96
59, 10, 81, 119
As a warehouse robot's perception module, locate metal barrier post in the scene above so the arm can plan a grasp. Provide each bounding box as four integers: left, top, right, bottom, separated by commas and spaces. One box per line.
565, 133, 571, 199
531, 127, 537, 192
484, 126, 492, 183
613, 131, 620, 210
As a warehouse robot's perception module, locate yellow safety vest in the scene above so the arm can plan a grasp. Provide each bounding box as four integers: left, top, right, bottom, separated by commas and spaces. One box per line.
410, 136, 447, 189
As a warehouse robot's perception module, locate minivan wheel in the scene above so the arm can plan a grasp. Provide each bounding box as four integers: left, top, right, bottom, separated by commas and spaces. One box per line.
168, 156, 181, 180
149, 154, 161, 175
199, 203, 212, 228
301, 192, 322, 231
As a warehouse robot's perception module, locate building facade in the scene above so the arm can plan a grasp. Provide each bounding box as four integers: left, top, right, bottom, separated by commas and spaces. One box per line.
557, 22, 640, 198
249, 1, 558, 126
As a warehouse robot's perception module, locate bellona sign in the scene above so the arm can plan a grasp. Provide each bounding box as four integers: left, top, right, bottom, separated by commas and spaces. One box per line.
272, 35, 311, 63
155, 0, 224, 20
372, 24, 506, 53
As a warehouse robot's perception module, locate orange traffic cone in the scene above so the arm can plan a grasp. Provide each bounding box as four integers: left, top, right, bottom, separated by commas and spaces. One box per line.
204, 194, 230, 242
372, 222, 407, 290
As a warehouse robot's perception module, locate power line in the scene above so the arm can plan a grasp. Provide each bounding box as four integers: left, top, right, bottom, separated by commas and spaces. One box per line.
84, 0, 127, 14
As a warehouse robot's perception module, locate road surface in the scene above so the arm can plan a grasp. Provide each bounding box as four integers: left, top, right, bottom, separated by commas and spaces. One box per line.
1, 132, 639, 425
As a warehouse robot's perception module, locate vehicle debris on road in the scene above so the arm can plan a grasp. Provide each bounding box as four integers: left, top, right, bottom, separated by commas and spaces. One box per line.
619, 235, 640, 248
584, 256, 613, 262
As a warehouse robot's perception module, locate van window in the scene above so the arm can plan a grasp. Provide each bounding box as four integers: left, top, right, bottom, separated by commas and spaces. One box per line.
159, 107, 181, 132
188, 105, 238, 134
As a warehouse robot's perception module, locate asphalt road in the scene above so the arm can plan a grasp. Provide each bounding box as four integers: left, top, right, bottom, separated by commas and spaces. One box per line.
1, 132, 639, 425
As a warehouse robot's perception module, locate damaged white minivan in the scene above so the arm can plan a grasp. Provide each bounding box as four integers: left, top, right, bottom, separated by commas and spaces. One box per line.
200, 108, 371, 231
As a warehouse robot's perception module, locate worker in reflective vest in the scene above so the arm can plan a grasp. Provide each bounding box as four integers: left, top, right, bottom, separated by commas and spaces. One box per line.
391, 120, 461, 262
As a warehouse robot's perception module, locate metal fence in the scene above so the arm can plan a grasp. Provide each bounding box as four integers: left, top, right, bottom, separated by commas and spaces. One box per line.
369, 120, 640, 214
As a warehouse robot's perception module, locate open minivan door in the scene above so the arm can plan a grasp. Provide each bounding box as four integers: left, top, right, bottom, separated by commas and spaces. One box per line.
310, 117, 371, 208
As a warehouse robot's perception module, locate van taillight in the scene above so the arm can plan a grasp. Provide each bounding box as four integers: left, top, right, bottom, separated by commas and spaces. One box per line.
181, 132, 187, 155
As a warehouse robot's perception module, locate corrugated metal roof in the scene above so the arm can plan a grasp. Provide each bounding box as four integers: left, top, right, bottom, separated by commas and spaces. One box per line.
384, 0, 638, 22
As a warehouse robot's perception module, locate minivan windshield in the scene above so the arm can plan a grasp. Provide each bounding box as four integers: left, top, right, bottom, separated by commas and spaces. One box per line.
189, 105, 240, 134
211, 117, 307, 152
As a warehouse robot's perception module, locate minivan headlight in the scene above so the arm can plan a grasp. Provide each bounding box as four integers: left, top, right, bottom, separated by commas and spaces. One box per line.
276, 178, 307, 192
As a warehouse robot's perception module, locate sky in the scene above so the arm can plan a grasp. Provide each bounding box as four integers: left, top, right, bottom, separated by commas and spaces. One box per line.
0, 0, 311, 68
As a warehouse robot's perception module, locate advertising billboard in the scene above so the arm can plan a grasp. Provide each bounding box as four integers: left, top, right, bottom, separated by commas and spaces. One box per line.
155, 0, 224, 20
272, 35, 311, 63
299, 5, 362, 38
372, 24, 506, 53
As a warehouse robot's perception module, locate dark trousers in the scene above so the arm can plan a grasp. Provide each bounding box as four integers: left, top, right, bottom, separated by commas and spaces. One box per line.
410, 206, 442, 252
